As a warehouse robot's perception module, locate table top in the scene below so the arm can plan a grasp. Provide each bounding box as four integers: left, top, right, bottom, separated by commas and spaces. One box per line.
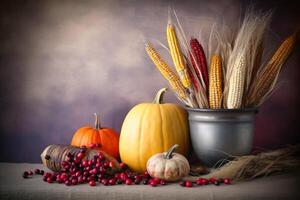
1, 162, 300, 200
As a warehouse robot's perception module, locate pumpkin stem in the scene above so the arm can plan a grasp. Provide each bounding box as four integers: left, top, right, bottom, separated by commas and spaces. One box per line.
165, 144, 179, 159
153, 88, 168, 104
94, 113, 101, 130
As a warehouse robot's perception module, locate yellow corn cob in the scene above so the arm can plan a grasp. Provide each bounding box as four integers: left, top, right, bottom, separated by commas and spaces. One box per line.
209, 55, 223, 109
247, 33, 297, 106
166, 24, 191, 88
226, 54, 246, 109
145, 43, 187, 100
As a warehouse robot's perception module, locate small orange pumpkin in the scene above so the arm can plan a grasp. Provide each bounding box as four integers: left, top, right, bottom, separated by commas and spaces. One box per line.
71, 113, 119, 159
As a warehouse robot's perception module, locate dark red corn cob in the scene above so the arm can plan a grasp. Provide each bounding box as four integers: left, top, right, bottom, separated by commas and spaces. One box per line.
190, 38, 209, 90
187, 65, 199, 92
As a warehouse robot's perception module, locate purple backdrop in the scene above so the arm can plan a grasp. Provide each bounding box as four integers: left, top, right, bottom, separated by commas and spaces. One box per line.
0, 0, 299, 162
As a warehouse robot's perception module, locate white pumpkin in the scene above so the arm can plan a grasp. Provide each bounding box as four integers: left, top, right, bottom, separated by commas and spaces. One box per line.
146, 144, 190, 181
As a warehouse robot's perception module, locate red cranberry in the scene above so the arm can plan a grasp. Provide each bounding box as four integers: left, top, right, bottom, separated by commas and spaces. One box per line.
97, 152, 105, 160
63, 164, 70, 170
213, 180, 220, 186
23, 171, 29, 178
72, 178, 78, 185
74, 157, 81, 164
120, 173, 128, 181
34, 169, 40, 174
61, 161, 68, 166
95, 163, 101, 168
223, 178, 231, 184
125, 179, 132, 185
108, 178, 116, 185
209, 178, 217, 183
89, 168, 97, 175
99, 167, 105, 173
143, 171, 150, 179
152, 178, 160, 184
119, 162, 127, 169
196, 179, 202, 185
101, 179, 109, 185
75, 171, 81, 177
95, 143, 101, 148
43, 176, 48, 182
40, 170, 44, 175
160, 180, 167, 185
197, 178, 208, 185
150, 180, 157, 187
109, 161, 115, 168
47, 177, 53, 183
185, 181, 193, 187
67, 152, 74, 158
89, 144, 95, 148
103, 161, 109, 168
83, 171, 88, 177
60, 173, 68, 181
65, 180, 72, 186
78, 176, 84, 184
28, 171, 33, 175
82, 160, 89, 167
179, 181, 185, 187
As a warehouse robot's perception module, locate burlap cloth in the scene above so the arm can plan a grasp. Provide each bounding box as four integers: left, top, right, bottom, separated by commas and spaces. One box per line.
1, 162, 299, 200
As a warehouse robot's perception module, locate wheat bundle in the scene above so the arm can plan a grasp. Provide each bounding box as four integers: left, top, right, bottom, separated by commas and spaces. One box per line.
185, 145, 300, 182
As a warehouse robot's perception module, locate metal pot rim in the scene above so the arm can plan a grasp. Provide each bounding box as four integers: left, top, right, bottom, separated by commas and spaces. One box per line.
185, 107, 259, 113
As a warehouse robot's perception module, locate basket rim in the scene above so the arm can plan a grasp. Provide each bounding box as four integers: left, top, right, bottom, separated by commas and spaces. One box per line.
185, 107, 259, 113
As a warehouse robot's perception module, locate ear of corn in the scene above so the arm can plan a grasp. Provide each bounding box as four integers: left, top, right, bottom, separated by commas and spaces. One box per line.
167, 24, 191, 88
247, 33, 297, 106
145, 43, 188, 100
209, 55, 223, 109
187, 64, 199, 92
190, 38, 209, 89
226, 54, 246, 109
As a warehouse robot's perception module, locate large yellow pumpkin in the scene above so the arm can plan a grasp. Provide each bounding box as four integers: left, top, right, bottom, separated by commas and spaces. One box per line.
119, 88, 190, 172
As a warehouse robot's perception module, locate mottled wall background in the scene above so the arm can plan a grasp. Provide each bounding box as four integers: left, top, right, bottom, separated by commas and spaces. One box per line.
0, 0, 299, 162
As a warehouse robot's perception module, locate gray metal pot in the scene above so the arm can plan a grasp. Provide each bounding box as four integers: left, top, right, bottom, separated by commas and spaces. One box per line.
186, 108, 258, 167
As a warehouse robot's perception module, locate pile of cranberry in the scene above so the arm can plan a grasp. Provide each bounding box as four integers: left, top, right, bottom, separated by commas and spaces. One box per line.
22, 145, 231, 188
22, 146, 167, 187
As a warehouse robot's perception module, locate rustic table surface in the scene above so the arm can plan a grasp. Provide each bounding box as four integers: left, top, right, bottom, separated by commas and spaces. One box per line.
0, 162, 300, 200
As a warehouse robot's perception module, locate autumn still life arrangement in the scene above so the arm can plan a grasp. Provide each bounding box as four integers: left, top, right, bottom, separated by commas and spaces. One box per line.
22, 7, 300, 188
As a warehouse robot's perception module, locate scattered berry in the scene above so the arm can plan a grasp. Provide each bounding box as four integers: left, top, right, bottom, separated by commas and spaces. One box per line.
185, 181, 193, 187
160, 179, 167, 185
179, 181, 185, 187
119, 162, 127, 169
213, 180, 220, 186
34, 169, 40, 174
47, 177, 53, 183
223, 178, 231, 185
89, 180, 96, 186
125, 179, 132, 185
23, 171, 29, 178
